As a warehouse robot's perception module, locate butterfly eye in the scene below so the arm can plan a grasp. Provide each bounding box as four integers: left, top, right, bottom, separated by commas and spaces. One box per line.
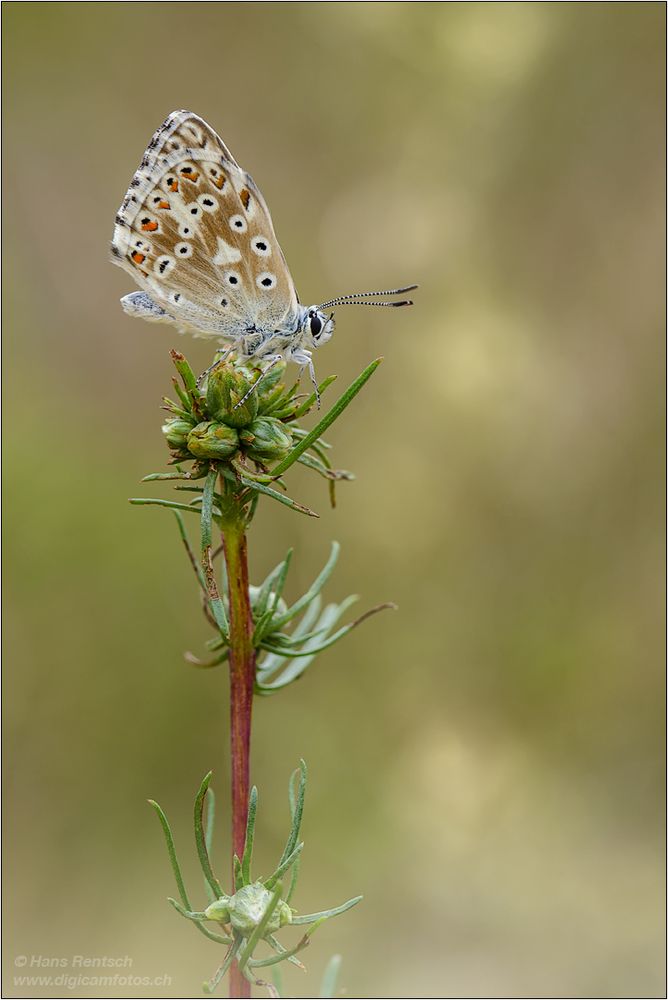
309, 313, 323, 337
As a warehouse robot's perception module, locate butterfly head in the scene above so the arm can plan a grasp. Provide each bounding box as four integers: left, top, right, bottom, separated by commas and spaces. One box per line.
305, 307, 335, 349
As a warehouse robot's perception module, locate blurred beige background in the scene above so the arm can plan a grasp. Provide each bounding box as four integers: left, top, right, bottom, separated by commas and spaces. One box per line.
3, 3, 665, 998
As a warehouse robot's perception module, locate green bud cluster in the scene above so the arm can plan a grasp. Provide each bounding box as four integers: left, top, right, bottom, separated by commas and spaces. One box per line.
134, 351, 381, 557
161, 353, 299, 470
204, 883, 292, 935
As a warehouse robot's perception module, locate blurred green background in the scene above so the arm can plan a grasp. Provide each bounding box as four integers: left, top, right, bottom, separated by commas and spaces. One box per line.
3, 3, 665, 997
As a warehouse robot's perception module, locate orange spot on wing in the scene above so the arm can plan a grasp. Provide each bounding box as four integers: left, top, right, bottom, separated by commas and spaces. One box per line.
131, 251, 146, 265
213, 175, 225, 189
240, 188, 251, 209
141, 221, 159, 232
168, 180, 179, 192
157, 200, 170, 209
180, 167, 199, 181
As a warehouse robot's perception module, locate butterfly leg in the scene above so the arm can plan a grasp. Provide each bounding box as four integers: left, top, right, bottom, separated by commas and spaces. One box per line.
291, 349, 320, 408
233, 355, 283, 409
196, 345, 235, 388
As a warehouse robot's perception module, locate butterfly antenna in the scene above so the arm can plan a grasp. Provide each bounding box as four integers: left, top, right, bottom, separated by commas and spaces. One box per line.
318, 284, 418, 310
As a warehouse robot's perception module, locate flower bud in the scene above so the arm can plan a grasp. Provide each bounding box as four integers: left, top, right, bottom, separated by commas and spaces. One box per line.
162, 418, 194, 450
240, 417, 292, 462
187, 421, 239, 460
206, 367, 258, 428
204, 895, 232, 924
226, 883, 292, 936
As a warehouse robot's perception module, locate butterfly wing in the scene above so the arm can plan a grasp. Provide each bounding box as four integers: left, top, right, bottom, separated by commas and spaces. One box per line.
111, 111, 301, 340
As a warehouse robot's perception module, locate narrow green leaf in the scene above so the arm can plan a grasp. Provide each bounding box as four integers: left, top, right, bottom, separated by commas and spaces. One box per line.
239, 477, 318, 518
206, 635, 226, 651
147, 799, 190, 909
170, 349, 198, 392
167, 898, 232, 944
271, 965, 285, 997
203, 788, 217, 904
296, 452, 354, 482
172, 376, 193, 412
129, 497, 220, 517
284, 766, 302, 905
248, 933, 310, 969
267, 549, 293, 615
252, 549, 294, 643
184, 649, 229, 669
263, 841, 303, 890
305, 917, 327, 937
260, 602, 395, 659
256, 600, 355, 693
320, 955, 343, 999
267, 542, 339, 634
245, 490, 260, 526
241, 786, 258, 883
172, 511, 208, 593
285, 851, 301, 906
261, 934, 306, 970
230, 457, 275, 484
174, 485, 204, 496
142, 471, 195, 481
256, 594, 323, 680
257, 383, 285, 416
271, 359, 382, 477
291, 374, 338, 418
203, 939, 242, 994
253, 552, 292, 622
199, 473, 229, 639
167, 899, 209, 921
234, 853, 244, 890
277, 760, 306, 869
201, 466, 218, 553
291, 895, 363, 925
148, 799, 227, 945
194, 772, 224, 899
291, 427, 332, 449
287, 767, 299, 817
206, 593, 229, 640
162, 396, 192, 421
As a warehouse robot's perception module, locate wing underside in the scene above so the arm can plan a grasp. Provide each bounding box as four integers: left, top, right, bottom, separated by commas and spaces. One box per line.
111, 111, 301, 339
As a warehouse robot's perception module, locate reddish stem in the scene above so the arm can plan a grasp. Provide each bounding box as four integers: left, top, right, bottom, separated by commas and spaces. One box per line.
222, 521, 255, 999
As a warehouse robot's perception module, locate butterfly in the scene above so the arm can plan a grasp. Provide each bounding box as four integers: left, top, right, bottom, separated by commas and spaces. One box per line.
110, 110, 417, 400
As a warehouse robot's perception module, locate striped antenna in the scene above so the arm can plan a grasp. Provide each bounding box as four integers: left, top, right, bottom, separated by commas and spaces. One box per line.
318, 284, 418, 310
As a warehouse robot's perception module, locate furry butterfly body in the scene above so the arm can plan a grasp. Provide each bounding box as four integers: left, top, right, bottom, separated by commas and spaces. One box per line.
111, 110, 416, 389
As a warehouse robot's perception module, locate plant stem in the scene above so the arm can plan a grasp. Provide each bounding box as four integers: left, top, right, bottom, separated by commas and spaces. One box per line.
221, 508, 255, 999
